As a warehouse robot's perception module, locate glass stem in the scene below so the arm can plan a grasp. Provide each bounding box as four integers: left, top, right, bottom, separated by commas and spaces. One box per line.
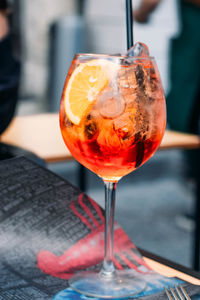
101, 181, 117, 277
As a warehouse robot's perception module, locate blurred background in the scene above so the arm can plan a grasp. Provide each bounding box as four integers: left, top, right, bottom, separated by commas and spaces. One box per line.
13, 0, 178, 114
1, 0, 199, 270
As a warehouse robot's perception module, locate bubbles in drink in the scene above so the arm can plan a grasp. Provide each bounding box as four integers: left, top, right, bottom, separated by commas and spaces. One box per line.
135, 64, 145, 90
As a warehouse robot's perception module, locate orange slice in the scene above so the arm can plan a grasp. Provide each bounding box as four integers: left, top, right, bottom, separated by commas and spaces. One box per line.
63, 59, 119, 125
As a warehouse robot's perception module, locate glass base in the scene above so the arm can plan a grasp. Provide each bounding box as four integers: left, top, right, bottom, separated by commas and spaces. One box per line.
69, 269, 146, 299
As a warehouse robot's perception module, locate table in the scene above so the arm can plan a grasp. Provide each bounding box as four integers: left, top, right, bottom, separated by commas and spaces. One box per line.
141, 248, 200, 286
0, 156, 200, 299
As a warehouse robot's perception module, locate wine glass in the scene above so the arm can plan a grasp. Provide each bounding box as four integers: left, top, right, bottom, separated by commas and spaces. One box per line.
59, 53, 166, 298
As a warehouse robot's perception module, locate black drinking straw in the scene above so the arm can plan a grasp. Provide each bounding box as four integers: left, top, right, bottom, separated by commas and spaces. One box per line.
126, 0, 134, 49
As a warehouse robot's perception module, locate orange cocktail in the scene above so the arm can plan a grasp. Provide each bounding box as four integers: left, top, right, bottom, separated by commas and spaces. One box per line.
59, 52, 166, 298
60, 54, 166, 182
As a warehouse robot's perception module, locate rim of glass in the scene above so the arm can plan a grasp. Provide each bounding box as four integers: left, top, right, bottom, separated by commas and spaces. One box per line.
74, 53, 155, 60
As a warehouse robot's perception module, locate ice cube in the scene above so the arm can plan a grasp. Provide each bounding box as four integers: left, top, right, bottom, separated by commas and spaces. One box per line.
118, 66, 137, 89
113, 112, 135, 141
97, 88, 125, 119
126, 42, 149, 57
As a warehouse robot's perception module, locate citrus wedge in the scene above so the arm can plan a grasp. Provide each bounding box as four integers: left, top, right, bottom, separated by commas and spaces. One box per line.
63, 59, 119, 125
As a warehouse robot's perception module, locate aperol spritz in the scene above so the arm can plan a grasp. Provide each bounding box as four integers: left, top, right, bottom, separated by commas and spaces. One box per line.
59, 50, 166, 298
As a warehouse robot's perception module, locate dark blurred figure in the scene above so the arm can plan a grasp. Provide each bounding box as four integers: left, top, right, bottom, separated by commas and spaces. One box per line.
167, 0, 200, 135
134, 0, 161, 23
134, 0, 200, 180
0, 0, 45, 166
0, 0, 20, 135
134, 0, 200, 135
135, 0, 200, 270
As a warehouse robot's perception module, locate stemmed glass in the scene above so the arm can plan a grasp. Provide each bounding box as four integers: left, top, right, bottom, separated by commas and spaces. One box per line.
59, 53, 166, 298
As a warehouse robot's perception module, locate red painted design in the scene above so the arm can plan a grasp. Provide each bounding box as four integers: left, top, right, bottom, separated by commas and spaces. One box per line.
37, 193, 152, 279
